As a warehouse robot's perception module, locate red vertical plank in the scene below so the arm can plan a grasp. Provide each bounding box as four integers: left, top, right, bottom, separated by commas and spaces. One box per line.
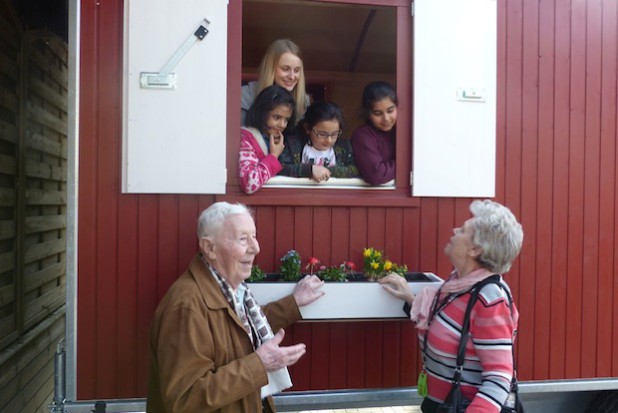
597, 0, 617, 378
331, 207, 351, 265
255, 207, 276, 271
177, 196, 200, 273
293, 207, 313, 270
385, 208, 403, 264
436, 199, 456, 277
580, 0, 603, 378
401, 207, 420, 272
364, 320, 383, 387
399, 321, 418, 385
225, 0, 242, 185
116, 196, 138, 396
534, 0, 555, 382
381, 320, 401, 387
346, 322, 366, 388
350, 208, 368, 269
328, 322, 348, 389
288, 321, 312, 391
505, 0, 528, 377
94, 0, 122, 397
521, 0, 542, 380
157, 196, 179, 300
395, 4, 412, 187
418, 199, 438, 276
274, 206, 294, 268
549, 0, 571, 380
136, 196, 160, 395
495, 0, 507, 202
76, 0, 99, 399
310, 323, 331, 389
367, 207, 385, 252
313, 207, 332, 266
565, 0, 587, 379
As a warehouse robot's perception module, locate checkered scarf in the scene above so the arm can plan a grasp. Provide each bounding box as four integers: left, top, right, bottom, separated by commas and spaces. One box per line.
209, 265, 274, 348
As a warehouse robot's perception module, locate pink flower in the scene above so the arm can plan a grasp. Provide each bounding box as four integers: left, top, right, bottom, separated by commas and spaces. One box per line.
305, 257, 321, 274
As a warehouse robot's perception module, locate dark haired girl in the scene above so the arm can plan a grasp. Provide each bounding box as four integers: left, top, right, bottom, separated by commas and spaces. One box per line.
239, 85, 295, 194
351, 81, 398, 185
280, 101, 358, 181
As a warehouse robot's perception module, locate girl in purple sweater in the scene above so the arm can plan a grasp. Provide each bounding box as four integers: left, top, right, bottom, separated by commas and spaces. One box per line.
351, 81, 398, 185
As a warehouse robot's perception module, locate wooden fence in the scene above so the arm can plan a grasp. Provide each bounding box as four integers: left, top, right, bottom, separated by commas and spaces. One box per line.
0, 0, 68, 411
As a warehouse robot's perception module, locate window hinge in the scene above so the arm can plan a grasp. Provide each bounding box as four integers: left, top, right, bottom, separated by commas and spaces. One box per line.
411, 1, 414, 16
410, 171, 414, 186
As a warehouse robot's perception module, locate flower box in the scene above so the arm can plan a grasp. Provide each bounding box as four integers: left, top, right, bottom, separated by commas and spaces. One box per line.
248, 272, 443, 320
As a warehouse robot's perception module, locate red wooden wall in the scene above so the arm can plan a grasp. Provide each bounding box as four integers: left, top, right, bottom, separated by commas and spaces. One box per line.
76, 0, 618, 400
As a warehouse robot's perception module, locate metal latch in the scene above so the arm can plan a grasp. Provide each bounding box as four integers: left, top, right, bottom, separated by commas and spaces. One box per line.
140, 18, 211, 90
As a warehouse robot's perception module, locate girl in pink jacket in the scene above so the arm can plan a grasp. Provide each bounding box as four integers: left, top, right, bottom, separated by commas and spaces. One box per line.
239, 85, 296, 194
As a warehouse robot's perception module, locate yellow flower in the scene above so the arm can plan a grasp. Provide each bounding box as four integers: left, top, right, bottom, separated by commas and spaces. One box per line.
375, 250, 382, 259
371, 261, 379, 270
363, 248, 373, 257
384, 260, 393, 271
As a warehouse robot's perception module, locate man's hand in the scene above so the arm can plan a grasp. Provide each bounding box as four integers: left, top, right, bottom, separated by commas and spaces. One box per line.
256, 329, 306, 372
293, 274, 325, 307
379, 273, 415, 305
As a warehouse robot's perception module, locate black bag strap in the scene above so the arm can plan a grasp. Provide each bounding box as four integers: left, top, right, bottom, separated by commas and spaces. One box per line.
455, 275, 518, 385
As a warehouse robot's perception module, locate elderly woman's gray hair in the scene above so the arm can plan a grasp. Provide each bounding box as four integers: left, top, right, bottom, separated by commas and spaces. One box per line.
469, 200, 523, 274
197, 202, 252, 239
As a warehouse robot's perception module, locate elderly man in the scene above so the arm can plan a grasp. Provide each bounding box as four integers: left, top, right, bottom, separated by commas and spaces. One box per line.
147, 202, 324, 413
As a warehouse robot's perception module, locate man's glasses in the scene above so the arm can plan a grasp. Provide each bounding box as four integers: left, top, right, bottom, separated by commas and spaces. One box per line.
312, 129, 342, 140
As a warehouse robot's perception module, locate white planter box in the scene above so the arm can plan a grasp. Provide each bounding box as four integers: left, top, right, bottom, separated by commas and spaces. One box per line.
249, 272, 443, 320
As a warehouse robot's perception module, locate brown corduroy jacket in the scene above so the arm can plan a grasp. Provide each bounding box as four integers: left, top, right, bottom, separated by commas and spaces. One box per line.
147, 254, 302, 413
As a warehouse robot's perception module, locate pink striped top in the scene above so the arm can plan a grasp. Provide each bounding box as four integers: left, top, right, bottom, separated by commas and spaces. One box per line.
420, 279, 518, 412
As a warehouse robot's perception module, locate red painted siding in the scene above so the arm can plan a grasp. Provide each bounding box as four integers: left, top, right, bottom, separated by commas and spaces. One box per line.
77, 0, 618, 400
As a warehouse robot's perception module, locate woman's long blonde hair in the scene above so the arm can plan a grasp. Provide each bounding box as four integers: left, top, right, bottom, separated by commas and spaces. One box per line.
257, 39, 307, 124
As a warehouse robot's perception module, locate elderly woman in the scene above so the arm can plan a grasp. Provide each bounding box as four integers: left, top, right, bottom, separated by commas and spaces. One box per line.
380, 200, 523, 413
148, 202, 324, 413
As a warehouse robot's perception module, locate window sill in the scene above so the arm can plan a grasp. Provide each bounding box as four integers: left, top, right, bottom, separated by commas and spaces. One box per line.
263, 176, 395, 190
218, 177, 421, 207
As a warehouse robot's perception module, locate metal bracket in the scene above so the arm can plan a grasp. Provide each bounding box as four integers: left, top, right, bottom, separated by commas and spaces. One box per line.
140, 18, 211, 90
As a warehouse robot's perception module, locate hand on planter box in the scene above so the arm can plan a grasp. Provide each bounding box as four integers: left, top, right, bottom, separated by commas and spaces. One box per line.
379, 273, 415, 305
293, 274, 325, 307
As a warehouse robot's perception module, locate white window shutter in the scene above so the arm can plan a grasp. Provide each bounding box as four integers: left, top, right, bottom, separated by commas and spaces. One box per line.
412, 0, 496, 197
122, 0, 228, 194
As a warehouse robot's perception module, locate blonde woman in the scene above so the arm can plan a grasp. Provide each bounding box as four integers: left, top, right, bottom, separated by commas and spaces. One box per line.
241, 39, 310, 126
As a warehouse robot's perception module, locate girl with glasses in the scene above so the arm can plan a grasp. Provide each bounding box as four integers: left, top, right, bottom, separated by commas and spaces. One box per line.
280, 101, 358, 182
351, 81, 398, 185
239, 85, 296, 194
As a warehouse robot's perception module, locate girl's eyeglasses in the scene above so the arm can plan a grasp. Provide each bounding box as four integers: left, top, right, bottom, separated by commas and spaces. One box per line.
312, 129, 342, 140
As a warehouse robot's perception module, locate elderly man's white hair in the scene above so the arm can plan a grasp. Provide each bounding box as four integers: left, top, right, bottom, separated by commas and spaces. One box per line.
197, 202, 252, 239
469, 200, 524, 274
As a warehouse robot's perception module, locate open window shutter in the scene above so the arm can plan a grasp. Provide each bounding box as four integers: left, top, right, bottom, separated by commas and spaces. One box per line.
412, 0, 496, 197
122, 0, 227, 193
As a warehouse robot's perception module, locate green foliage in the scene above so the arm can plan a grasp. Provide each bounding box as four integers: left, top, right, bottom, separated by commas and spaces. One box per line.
248, 265, 266, 282
280, 250, 302, 281
318, 264, 348, 282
